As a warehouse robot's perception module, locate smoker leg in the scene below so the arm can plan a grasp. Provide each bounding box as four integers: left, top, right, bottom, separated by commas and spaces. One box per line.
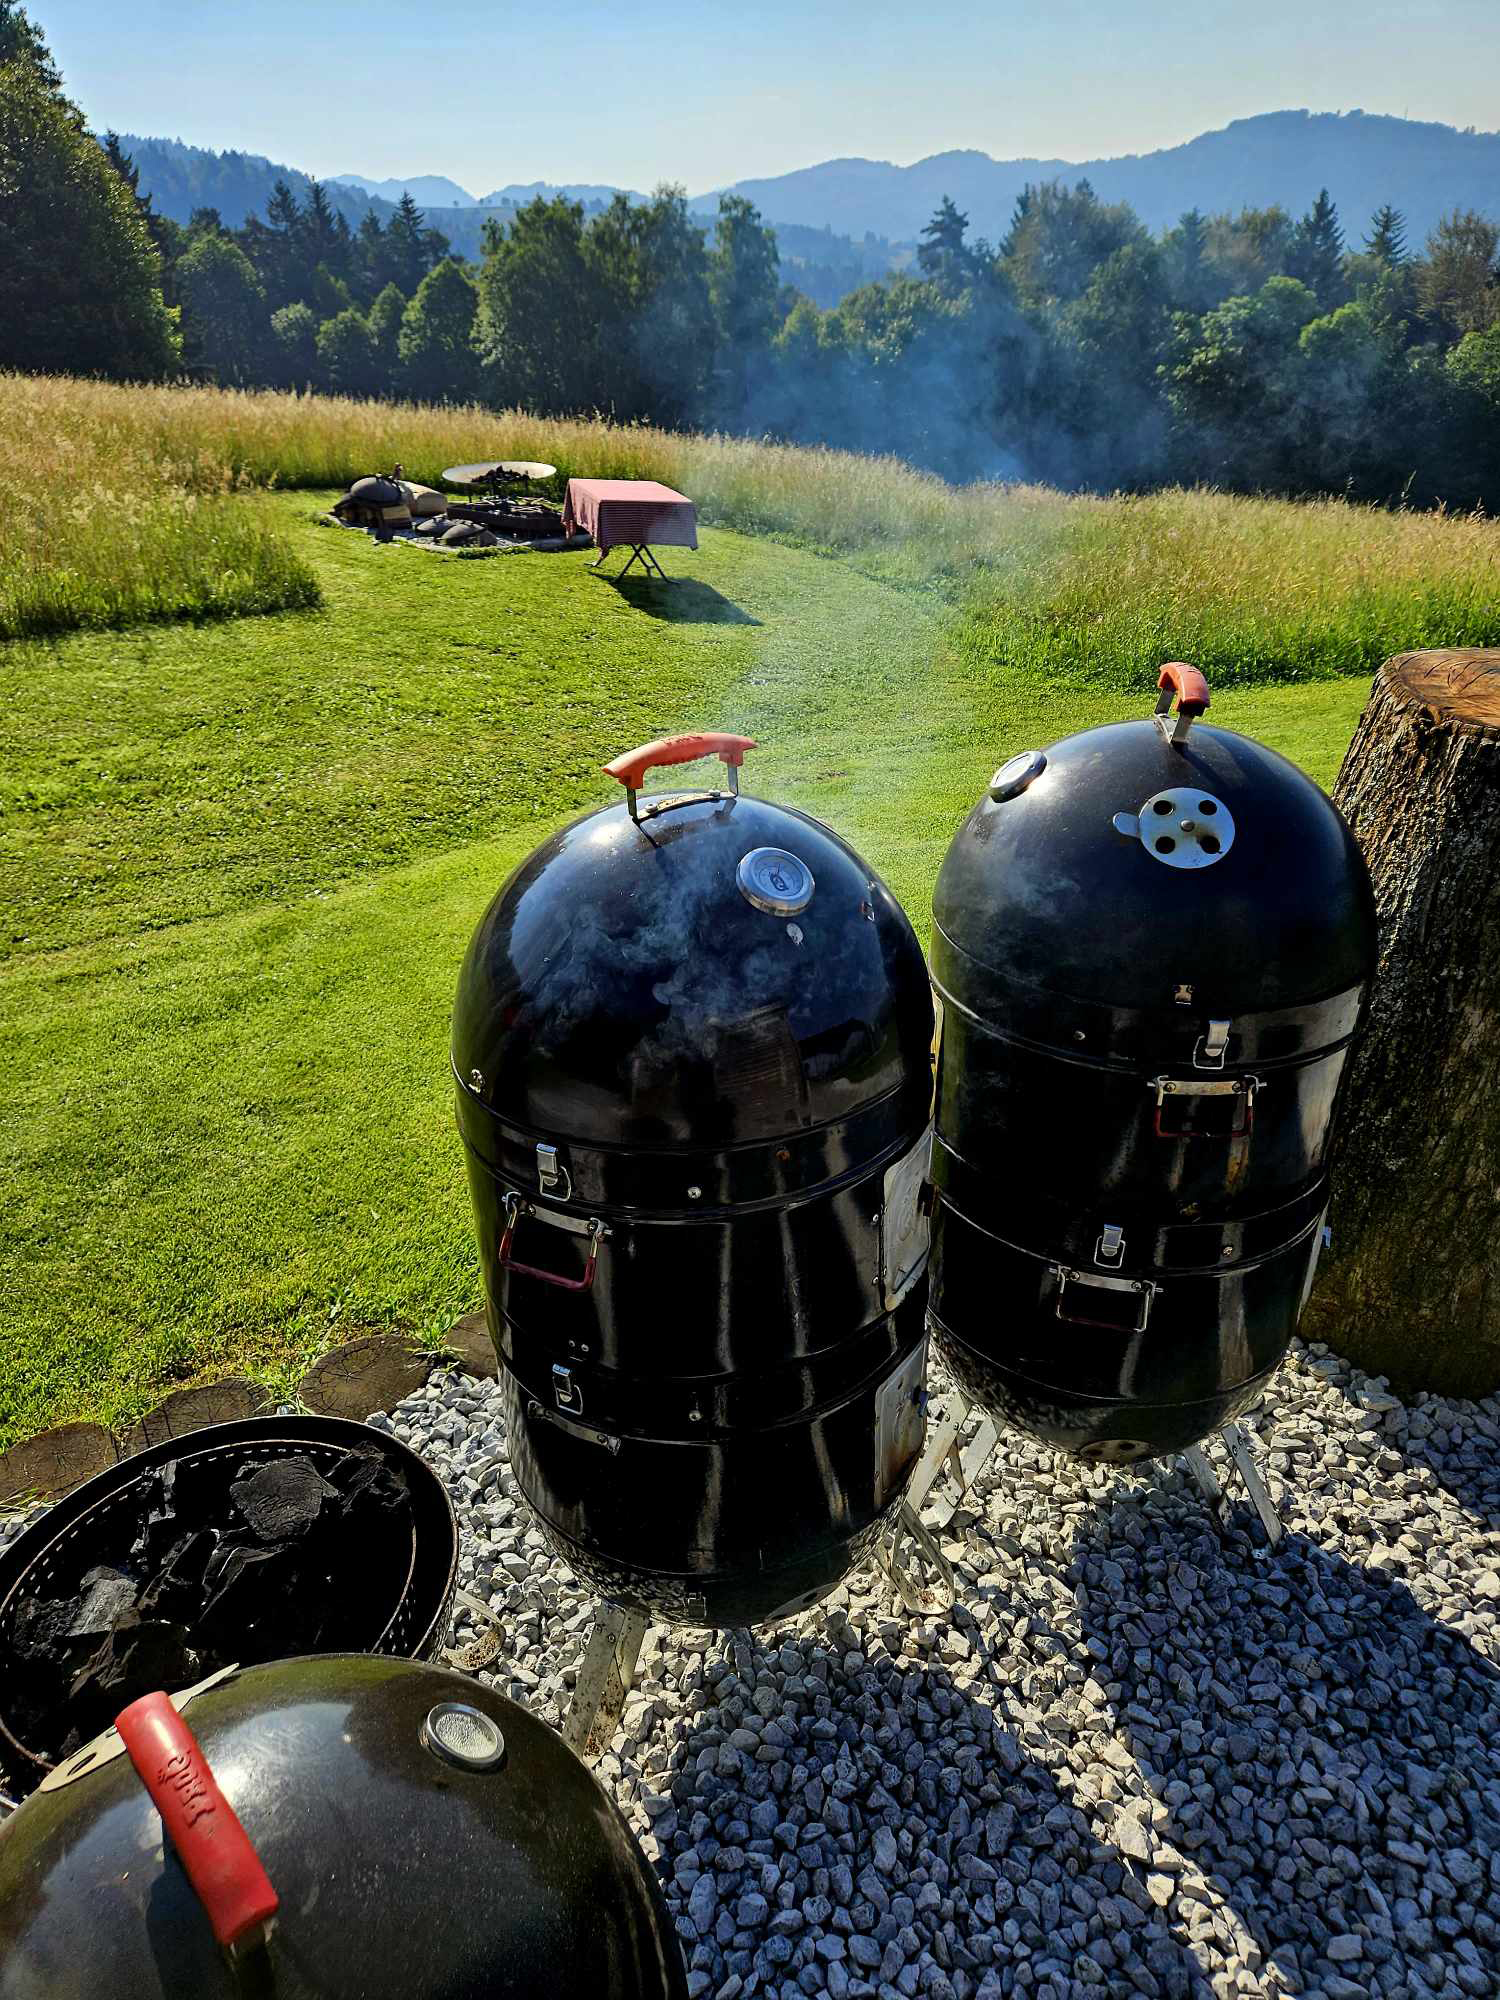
1181, 1427, 1283, 1548
925, 1414, 999, 1531
1221, 1421, 1284, 1547
902, 1393, 968, 1518
561, 1603, 651, 1762
878, 1499, 958, 1617
1179, 1444, 1223, 1508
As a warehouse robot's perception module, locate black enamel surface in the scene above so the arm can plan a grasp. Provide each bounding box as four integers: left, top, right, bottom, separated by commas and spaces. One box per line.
929, 713, 1376, 1458
453, 784, 935, 1623
0, 1655, 687, 1999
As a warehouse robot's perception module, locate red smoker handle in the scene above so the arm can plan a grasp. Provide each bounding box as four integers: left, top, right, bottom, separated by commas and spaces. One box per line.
1155, 663, 1211, 745
603, 732, 756, 792
116, 1690, 279, 1952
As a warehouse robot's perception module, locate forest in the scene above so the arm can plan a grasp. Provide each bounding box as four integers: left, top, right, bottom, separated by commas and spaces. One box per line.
3, 0, 1499, 508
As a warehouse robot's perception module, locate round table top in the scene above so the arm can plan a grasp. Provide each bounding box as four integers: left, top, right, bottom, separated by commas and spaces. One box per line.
442, 460, 558, 487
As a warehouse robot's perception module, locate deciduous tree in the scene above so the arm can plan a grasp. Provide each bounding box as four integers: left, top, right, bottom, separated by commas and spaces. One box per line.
0, 60, 179, 378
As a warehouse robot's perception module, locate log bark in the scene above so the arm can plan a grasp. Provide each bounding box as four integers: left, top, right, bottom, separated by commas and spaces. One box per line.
1303, 649, 1500, 1395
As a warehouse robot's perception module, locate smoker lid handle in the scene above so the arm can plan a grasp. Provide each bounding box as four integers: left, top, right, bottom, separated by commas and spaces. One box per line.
604, 732, 757, 792
116, 1690, 279, 1952
1156, 662, 1211, 716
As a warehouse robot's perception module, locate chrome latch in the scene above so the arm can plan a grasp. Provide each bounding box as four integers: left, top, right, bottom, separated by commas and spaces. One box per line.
552, 1363, 582, 1414
536, 1142, 571, 1199
1195, 1019, 1231, 1070
1095, 1224, 1125, 1267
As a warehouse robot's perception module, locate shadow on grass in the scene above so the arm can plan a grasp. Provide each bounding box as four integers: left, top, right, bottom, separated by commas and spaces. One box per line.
599, 575, 760, 625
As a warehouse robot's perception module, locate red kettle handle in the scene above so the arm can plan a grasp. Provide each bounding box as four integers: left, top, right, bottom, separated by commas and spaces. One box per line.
1157, 662, 1211, 715
603, 732, 756, 792
116, 1690, 279, 1951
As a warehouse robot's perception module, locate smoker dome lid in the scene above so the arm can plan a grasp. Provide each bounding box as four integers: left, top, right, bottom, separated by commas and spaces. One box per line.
453, 752, 932, 1150
0, 1655, 687, 2000
346, 474, 406, 506
934, 702, 1376, 1017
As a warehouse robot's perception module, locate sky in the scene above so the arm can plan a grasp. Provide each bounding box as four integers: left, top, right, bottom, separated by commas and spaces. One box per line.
40, 0, 1500, 195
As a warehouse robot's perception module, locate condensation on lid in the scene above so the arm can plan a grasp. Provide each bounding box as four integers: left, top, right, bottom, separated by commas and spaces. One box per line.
421, 1702, 507, 1771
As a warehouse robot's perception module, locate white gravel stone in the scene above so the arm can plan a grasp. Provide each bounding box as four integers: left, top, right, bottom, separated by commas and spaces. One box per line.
6, 1337, 1500, 1998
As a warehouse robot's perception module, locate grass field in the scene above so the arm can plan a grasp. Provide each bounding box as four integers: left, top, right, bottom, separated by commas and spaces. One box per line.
0, 489, 1372, 1445
7, 374, 1500, 682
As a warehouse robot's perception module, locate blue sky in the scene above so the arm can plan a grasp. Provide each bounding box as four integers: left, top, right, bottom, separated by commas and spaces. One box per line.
42, 0, 1499, 193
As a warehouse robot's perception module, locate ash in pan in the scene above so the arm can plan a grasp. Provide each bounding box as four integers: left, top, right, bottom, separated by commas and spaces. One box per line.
2, 1446, 411, 1764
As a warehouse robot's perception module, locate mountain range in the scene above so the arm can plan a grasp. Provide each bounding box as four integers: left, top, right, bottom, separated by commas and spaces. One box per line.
120, 109, 1500, 291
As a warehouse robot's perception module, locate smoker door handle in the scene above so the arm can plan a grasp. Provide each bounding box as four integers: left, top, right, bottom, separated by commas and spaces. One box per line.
497, 1194, 606, 1292
115, 1691, 279, 1951
1053, 1267, 1157, 1334
603, 733, 757, 821
1150, 1074, 1261, 1138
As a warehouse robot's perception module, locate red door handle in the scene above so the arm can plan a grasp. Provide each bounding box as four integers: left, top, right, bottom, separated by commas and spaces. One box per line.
116, 1690, 278, 1951
497, 1195, 606, 1292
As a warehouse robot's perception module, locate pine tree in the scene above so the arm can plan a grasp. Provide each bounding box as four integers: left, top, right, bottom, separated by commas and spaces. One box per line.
1365, 205, 1408, 266
0, 1, 61, 91
384, 192, 445, 296
918, 196, 974, 295
1288, 189, 1347, 310
1165, 207, 1214, 311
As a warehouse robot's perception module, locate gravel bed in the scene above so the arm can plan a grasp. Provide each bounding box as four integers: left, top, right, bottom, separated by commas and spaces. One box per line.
5, 1340, 1499, 2000
376, 1340, 1500, 2000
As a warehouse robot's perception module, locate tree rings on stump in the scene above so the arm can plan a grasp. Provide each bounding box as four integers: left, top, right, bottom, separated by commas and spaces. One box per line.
0, 1424, 118, 1509
301, 1333, 433, 1418
116, 1379, 272, 1459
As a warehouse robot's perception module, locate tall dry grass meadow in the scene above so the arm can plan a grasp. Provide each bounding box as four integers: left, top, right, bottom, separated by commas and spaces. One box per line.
5, 371, 1498, 681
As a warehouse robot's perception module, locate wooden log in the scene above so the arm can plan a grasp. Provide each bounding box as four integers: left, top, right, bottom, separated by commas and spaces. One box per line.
1303, 649, 1500, 1395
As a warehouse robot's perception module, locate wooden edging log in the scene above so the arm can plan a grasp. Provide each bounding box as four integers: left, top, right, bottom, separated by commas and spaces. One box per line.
1303, 649, 1500, 1396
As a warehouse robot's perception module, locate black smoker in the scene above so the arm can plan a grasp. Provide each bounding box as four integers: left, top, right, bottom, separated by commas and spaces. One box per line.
928, 666, 1377, 1461
453, 734, 935, 1624
0, 1655, 686, 1998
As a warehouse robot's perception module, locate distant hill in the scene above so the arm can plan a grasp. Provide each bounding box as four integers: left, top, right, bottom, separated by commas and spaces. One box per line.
694, 110, 1500, 244
331, 173, 478, 208
116, 109, 1500, 311
477, 180, 643, 209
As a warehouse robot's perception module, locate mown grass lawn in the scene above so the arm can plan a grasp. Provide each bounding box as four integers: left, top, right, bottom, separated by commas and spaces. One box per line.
1, 498, 1370, 1444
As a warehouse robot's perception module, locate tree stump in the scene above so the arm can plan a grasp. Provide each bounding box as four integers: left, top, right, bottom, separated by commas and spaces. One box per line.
1303, 650, 1500, 1396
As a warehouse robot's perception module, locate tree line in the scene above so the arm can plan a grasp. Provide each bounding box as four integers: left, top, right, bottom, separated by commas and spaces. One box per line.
4, 1, 1499, 508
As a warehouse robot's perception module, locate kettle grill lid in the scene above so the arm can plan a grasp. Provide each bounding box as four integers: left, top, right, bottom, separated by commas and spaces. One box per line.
452, 735, 933, 1148
934, 669, 1377, 1017
0, 1654, 687, 2000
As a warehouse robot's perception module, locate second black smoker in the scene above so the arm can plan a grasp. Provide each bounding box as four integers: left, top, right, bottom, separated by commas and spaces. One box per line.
453, 734, 934, 1625
929, 665, 1377, 1461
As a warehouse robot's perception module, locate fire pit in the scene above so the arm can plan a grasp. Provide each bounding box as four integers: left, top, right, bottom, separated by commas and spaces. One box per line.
0, 1415, 456, 1792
